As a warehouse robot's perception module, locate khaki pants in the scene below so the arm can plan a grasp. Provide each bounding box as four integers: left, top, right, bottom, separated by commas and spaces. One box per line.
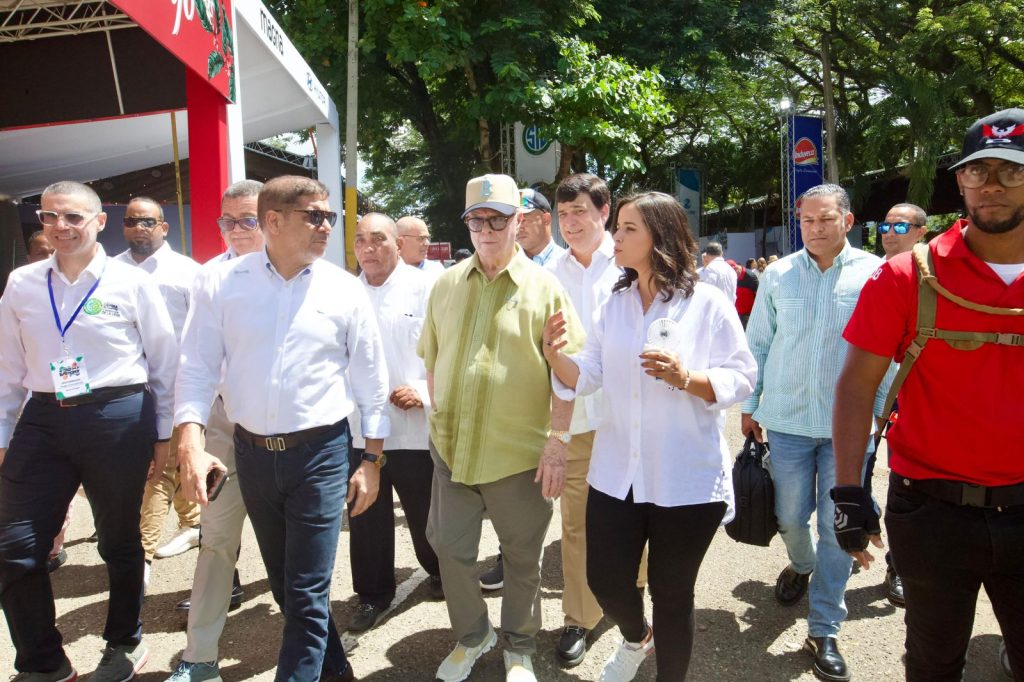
427, 442, 552, 656
140, 425, 200, 562
561, 431, 648, 630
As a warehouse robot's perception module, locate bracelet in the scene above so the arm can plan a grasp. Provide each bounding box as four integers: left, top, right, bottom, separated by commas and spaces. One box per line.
681, 369, 692, 391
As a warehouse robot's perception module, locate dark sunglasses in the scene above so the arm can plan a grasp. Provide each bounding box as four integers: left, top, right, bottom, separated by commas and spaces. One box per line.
877, 221, 922, 235
464, 214, 513, 232
217, 216, 260, 232
289, 209, 338, 227
123, 216, 161, 230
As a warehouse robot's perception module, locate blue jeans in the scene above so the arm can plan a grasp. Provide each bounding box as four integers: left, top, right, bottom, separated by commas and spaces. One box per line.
0, 391, 154, 672
766, 430, 871, 638
233, 420, 351, 682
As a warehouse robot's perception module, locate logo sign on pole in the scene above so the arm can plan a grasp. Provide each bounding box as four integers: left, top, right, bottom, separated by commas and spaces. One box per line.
786, 115, 824, 252
514, 122, 558, 185
113, 0, 236, 101
673, 168, 702, 236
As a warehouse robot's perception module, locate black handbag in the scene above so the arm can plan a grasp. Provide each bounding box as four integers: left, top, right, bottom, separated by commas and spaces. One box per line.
725, 434, 778, 546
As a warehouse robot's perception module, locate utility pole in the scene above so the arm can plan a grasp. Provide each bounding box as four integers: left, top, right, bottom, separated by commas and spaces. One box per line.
344, 0, 358, 271
821, 32, 840, 184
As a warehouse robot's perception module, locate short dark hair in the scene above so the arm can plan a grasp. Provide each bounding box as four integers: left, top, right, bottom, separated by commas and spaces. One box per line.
555, 173, 610, 211
801, 183, 851, 214
745, 258, 757, 269
127, 196, 164, 221
889, 202, 927, 226
611, 192, 699, 302
702, 241, 723, 257
258, 176, 329, 225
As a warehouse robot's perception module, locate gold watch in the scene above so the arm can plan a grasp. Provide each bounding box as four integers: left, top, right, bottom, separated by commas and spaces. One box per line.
548, 430, 572, 445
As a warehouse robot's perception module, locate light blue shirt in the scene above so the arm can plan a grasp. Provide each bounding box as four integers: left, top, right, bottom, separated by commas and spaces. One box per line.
531, 240, 566, 267
741, 241, 895, 438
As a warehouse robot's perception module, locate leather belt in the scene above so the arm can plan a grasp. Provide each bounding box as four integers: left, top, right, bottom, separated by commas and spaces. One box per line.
33, 384, 146, 408
235, 422, 341, 453
893, 472, 1024, 509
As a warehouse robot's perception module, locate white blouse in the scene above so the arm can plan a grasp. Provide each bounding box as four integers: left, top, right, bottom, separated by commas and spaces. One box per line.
554, 281, 756, 519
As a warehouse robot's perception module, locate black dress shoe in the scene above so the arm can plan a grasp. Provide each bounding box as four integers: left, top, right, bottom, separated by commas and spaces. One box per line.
348, 602, 388, 632
47, 548, 68, 573
176, 584, 245, 612
775, 566, 812, 606
427, 574, 445, 600
885, 567, 905, 608
555, 626, 590, 667
805, 636, 851, 682
320, 662, 356, 681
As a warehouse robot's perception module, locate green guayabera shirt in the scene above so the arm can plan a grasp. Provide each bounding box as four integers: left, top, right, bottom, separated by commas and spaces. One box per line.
418, 249, 585, 485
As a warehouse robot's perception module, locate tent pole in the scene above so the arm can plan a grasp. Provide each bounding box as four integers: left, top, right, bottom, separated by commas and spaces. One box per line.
170, 111, 188, 257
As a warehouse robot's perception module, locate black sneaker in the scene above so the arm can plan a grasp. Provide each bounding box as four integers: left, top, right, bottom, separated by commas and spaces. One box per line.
885, 567, 905, 608
427, 574, 445, 600
47, 548, 68, 573
555, 626, 591, 668
804, 636, 850, 682
479, 554, 504, 591
348, 602, 387, 632
775, 565, 812, 606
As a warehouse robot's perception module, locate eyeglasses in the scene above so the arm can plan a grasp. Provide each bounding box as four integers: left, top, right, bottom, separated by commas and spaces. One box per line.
877, 221, 923, 235
464, 214, 513, 232
287, 209, 338, 227
123, 216, 161, 230
217, 216, 260, 232
36, 210, 97, 228
400, 234, 431, 244
958, 162, 1024, 189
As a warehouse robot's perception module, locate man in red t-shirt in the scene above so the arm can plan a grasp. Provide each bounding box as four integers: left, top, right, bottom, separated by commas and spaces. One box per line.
831, 108, 1024, 681
729, 259, 758, 327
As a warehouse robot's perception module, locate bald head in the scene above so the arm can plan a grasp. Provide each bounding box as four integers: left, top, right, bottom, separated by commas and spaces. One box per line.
396, 215, 431, 266
355, 212, 401, 285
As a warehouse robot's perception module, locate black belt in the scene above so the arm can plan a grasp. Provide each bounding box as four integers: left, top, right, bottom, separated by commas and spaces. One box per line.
892, 472, 1024, 509
235, 422, 342, 453
33, 383, 146, 408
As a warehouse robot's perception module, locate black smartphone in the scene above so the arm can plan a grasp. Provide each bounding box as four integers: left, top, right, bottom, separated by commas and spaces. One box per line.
207, 469, 228, 502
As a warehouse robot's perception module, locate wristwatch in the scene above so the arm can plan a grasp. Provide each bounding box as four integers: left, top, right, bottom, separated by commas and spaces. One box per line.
548, 430, 572, 445
361, 452, 387, 468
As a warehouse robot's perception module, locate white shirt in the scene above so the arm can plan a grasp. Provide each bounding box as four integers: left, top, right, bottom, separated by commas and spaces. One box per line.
554, 282, 757, 516
415, 258, 446, 284
115, 242, 200, 341
699, 256, 737, 302
350, 262, 432, 451
175, 250, 391, 438
545, 232, 622, 434
0, 247, 179, 445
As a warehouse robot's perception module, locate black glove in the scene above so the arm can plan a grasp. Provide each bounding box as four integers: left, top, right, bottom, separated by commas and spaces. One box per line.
830, 485, 881, 553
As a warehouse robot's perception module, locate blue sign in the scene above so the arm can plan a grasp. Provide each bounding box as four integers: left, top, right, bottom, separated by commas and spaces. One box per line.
786, 115, 824, 252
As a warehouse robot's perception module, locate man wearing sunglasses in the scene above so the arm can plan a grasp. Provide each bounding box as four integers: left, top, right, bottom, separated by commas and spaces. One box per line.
175, 175, 388, 681
0, 181, 178, 681
834, 108, 1024, 681
878, 204, 928, 261
114, 197, 203, 586
419, 173, 584, 682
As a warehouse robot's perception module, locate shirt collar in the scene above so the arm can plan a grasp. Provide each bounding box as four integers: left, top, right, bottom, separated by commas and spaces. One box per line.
532, 240, 558, 265
49, 244, 107, 283
466, 244, 531, 286
798, 239, 854, 269
933, 219, 972, 260
361, 260, 409, 289
565, 231, 615, 269
260, 248, 315, 281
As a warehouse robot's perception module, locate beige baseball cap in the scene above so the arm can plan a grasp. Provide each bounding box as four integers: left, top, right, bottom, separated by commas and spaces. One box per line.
462, 174, 520, 218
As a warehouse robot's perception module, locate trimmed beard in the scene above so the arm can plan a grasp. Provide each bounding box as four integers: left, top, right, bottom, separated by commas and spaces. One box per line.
969, 205, 1024, 235
129, 240, 157, 257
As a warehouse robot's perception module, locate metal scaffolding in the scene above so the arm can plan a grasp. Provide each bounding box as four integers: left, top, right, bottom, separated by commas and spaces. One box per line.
0, 1, 133, 44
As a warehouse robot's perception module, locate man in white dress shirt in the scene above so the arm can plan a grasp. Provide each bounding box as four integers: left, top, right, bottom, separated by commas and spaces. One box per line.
174, 176, 390, 681
114, 197, 203, 576
699, 241, 737, 303
0, 181, 178, 681
345, 213, 442, 633
166, 179, 264, 682
397, 216, 446, 278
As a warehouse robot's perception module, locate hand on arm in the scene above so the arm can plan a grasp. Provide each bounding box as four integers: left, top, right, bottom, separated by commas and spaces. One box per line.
542, 311, 580, 390
177, 422, 227, 506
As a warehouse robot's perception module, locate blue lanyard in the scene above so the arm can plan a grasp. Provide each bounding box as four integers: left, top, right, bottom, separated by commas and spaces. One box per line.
48, 267, 103, 345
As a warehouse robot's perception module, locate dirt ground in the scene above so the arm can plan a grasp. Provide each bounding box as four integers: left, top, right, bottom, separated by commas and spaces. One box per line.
1, 407, 1011, 680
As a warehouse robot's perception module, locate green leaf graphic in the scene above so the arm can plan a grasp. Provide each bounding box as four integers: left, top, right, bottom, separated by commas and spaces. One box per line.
208, 51, 224, 79
196, 0, 213, 32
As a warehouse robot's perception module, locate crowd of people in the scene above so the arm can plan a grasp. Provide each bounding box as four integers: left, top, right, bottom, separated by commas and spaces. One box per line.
0, 108, 1021, 682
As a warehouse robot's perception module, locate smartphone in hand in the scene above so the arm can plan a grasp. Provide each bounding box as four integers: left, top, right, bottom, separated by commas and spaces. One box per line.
207, 469, 229, 502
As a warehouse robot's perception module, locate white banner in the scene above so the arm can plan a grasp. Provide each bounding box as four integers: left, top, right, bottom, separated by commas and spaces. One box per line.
514, 122, 558, 185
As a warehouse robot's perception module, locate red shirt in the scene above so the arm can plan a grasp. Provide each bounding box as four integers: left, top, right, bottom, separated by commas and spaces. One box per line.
735, 269, 756, 315
843, 224, 1024, 486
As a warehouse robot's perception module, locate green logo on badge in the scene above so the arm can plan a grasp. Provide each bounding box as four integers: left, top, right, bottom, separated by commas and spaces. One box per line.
83, 298, 103, 315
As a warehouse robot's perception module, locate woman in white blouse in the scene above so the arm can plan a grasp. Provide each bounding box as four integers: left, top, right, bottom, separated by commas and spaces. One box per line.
543, 191, 756, 681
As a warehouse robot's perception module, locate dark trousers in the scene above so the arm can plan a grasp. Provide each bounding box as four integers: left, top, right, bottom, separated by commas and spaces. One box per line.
586, 486, 725, 681
0, 391, 154, 672
234, 420, 352, 682
348, 447, 438, 607
885, 473, 1024, 682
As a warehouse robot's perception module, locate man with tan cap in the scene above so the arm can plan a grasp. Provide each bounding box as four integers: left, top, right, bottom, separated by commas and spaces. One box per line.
419, 173, 584, 682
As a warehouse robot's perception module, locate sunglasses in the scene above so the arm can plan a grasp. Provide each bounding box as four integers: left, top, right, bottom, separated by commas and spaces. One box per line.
36, 210, 97, 228
288, 209, 338, 227
217, 216, 260, 232
877, 221, 923, 235
464, 215, 513, 232
958, 162, 1024, 189
123, 216, 161, 230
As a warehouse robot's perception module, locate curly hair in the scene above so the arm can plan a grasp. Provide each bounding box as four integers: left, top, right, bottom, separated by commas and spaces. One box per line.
611, 191, 699, 301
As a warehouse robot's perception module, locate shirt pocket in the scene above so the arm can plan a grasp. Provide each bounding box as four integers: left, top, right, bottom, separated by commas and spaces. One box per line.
775, 297, 810, 335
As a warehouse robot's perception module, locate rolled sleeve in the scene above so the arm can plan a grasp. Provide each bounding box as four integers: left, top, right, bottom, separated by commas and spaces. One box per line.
136, 278, 179, 439
700, 296, 757, 410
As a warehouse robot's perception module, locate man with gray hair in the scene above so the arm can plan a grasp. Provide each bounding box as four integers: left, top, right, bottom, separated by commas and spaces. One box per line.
699, 240, 737, 302
741, 183, 893, 681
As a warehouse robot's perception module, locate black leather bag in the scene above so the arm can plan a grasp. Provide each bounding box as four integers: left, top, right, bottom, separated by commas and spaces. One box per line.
725, 435, 778, 547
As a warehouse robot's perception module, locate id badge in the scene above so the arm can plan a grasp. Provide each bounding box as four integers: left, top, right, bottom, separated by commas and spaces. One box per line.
49, 355, 92, 399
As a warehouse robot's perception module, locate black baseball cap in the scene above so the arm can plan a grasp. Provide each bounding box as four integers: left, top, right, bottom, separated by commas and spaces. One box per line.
950, 108, 1024, 169
519, 188, 551, 213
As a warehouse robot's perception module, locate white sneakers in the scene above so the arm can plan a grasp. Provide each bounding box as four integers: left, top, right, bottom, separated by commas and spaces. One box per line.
155, 527, 200, 559
435, 627, 497, 682
600, 628, 655, 682
503, 651, 536, 682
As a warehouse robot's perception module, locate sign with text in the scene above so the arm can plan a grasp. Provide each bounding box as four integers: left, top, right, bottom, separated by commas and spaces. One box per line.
674, 168, 702, 236
514, 122, 558, 185
428, 242, 452, 262
785, 115, 824, 252
114, 0, 235, 101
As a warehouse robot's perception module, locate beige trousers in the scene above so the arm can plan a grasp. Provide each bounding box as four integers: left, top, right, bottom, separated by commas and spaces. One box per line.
139, 425, 201, 562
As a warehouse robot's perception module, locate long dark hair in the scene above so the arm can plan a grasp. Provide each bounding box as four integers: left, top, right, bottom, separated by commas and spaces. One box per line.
611, 191, 699, 301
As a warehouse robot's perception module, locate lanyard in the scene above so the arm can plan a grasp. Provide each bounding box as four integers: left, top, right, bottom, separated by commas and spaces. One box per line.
48, 267, 103, 349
